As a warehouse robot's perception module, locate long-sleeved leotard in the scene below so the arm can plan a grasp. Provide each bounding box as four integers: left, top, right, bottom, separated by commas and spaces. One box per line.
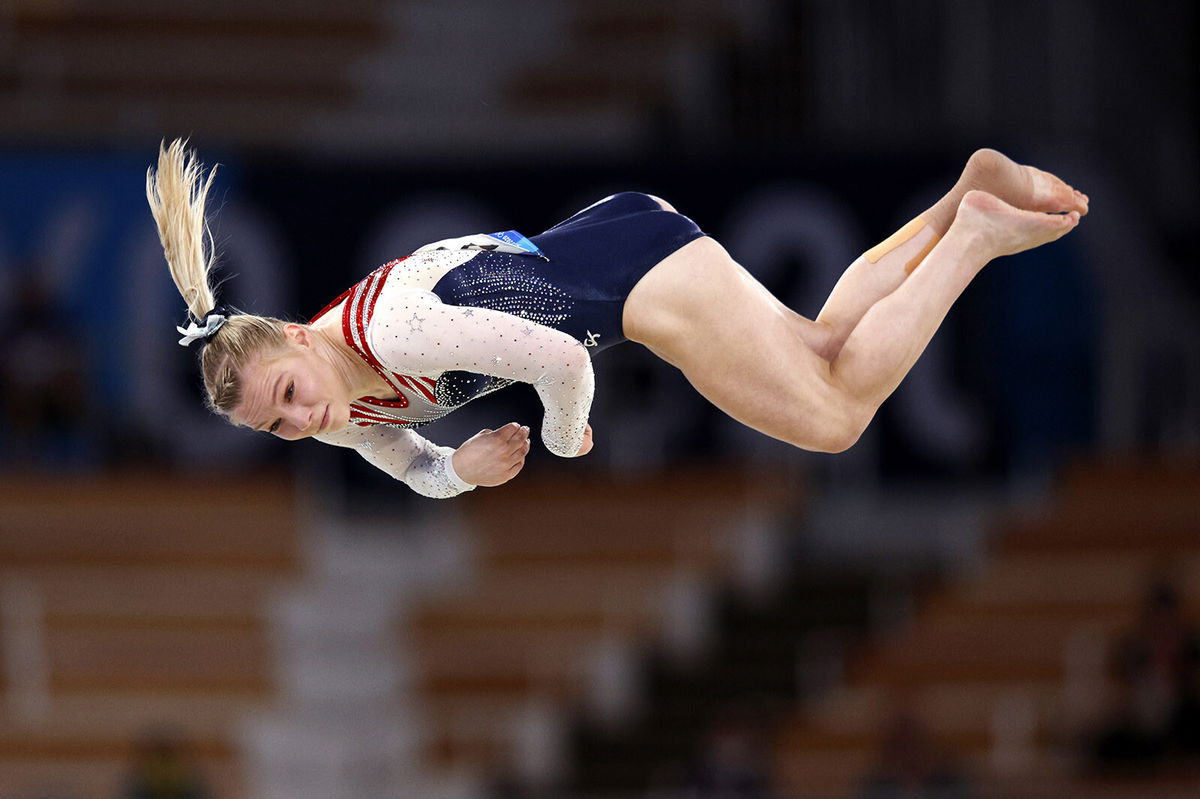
323, 424, 474, 498
312, 250, 595, 498
310, 192, 705, 498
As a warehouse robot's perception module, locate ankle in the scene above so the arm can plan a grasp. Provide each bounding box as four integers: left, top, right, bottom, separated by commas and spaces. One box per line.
941, 219, 989, 259
925, 193, 962, 237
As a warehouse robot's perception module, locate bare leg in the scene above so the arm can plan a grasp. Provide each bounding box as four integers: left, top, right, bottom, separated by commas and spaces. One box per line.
808, 225, 942, 359
623, 191, 1080, 453
806, 149, 1089, 360
829, 191, 1080, 409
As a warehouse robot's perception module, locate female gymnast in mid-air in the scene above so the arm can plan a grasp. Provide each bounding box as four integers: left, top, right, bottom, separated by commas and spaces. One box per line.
147, 140, 1086, 498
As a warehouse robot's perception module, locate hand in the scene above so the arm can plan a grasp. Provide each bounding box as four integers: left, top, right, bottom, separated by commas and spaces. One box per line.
576, 423, 593, 457
451, 423, 532, 487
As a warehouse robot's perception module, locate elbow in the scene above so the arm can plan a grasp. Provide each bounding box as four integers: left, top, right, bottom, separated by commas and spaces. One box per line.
540, 352, 595, 396
540, 423, 585, 458
557, 347, 593, 379
541, 433, 581, 458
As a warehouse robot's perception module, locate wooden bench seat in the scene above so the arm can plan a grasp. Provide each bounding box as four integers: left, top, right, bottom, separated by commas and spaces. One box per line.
10, 565, 283, 621
805, 679, 1064, 739
0, 757, 243, 799
0, 475, 298, 569
45, 623, 269, 693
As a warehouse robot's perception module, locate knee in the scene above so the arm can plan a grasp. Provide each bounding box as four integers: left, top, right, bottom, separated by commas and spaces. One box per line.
803, 400, 873, 454
819, 427, 863, 454
808, 422, 863, 454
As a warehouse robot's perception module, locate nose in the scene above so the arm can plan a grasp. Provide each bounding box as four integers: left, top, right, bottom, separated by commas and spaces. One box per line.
285, 405, 315, 436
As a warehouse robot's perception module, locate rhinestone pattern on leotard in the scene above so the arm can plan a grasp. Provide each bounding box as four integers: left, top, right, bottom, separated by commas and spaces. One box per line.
429, 251, 575, 329
317, 252, 593, 458
368, 278, 593, 457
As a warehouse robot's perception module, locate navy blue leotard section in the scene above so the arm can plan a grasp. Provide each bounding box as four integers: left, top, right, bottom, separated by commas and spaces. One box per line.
430, 192, 706, 355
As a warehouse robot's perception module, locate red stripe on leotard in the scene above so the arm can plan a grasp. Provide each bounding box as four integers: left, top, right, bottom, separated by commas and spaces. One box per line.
314, 258, 452, 425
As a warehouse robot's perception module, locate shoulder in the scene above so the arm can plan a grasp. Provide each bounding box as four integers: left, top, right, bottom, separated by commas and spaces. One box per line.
377, 249, 483, 295
363, 286, 444, 367
368, 289, 441, 340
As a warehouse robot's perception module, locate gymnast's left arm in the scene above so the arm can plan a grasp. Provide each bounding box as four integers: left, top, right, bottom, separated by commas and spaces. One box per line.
369, 291, 595, 457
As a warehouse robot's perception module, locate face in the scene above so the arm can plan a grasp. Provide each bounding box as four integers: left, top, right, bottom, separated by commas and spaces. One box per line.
231, 325, 354, 440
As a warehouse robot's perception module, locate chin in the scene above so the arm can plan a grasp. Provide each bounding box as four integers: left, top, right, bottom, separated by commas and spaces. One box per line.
328, 405, 352, 433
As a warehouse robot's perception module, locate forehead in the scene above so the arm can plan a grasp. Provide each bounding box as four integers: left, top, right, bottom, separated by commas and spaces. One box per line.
229, 351, 296, 428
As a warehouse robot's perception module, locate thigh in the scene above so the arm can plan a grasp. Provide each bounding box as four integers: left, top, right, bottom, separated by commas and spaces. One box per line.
623, 237, 867, 451
623, 237, 829, 353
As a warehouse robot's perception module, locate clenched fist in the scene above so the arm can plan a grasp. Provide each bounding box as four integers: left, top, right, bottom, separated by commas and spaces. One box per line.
451, 422, 532, 487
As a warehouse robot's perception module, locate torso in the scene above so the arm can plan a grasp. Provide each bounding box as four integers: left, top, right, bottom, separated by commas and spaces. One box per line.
311, 251, 515, 429
310, 192, 706, 429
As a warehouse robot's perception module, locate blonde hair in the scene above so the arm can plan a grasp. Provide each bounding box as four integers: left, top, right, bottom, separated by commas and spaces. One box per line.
145, 139, 289, 417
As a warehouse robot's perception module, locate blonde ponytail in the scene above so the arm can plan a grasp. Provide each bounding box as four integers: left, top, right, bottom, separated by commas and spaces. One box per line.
146, 139, 289, 418
146, 139, 219, 321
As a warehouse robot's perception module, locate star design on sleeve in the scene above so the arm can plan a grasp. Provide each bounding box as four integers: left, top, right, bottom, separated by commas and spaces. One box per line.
408, 313, 426, 333
462, 308, 475, 317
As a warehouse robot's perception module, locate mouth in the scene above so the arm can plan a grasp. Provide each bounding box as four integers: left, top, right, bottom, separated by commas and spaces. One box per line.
318, 405, 329, 434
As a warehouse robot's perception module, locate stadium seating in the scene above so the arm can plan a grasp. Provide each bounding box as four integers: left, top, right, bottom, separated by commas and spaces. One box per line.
0, 474, 300, 798
772, 460, 1200, 799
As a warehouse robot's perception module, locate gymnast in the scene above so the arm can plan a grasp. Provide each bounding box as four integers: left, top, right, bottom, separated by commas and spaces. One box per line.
146, 140, 1086, 497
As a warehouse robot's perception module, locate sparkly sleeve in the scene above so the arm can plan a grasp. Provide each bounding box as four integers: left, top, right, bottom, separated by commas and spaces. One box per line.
315, 425, 475, 499
369, 291, 593, 457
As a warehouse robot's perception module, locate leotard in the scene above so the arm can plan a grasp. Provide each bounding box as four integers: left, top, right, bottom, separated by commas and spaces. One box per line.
310, 192, 705, 498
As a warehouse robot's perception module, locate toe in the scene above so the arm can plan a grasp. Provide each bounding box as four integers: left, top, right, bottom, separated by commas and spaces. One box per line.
1054, 210, 1081, 239
1030, 169, 1081, 213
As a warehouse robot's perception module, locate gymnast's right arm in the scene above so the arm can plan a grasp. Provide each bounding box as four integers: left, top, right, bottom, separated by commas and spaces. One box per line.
316, 422, 531, 498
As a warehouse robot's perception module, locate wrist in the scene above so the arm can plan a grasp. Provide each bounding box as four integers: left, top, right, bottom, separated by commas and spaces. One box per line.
445, 449, 476, 492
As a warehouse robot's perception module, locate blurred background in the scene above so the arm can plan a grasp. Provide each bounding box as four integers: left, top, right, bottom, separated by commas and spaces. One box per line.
0, 0, 1197, 797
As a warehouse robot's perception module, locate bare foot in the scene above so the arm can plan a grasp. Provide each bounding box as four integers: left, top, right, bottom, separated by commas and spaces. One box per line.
955, 190, 1081, 258
926, 149, 1088, 233
959, 148, 1089, 216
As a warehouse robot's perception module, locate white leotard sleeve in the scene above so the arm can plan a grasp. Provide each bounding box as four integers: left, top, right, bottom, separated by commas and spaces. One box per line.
315, 424, 475, 499
368, 290, 594, 457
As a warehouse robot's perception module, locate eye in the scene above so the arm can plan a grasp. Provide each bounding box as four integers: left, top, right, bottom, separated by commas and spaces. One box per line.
285, 382, 294, 402
269, 419, 281, 434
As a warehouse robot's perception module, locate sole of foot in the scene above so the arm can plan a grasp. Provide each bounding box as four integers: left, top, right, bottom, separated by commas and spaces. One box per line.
957, 190, 1081, 258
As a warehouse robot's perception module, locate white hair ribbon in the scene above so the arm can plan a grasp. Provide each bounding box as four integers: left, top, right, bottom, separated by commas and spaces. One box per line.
176, 311, 228, 347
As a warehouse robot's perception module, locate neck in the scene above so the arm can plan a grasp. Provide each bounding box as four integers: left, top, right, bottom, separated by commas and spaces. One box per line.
310, 321, 389, 399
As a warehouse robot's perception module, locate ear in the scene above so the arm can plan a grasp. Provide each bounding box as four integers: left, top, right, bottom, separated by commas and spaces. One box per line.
282, 323, 312, 348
